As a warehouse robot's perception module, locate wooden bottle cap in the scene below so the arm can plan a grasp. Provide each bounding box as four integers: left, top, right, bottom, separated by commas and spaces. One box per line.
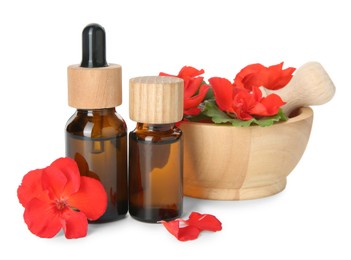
129, 76, 184, 124
67, 64, 122, 109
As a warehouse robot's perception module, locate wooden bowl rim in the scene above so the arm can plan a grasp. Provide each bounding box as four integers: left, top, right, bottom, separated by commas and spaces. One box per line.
180, 107, 313, 129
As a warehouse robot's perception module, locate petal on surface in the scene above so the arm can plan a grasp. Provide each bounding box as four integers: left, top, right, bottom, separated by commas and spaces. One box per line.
177, 225, 201, 241
68, 176, 107, 220
161, 219, 180, 237
187, 212, 222, 232
61, 209, 88, 239
208, 77, 234, 112
161, 219, 200, 242
23, 198, 62, 238
17, 169, 46, 207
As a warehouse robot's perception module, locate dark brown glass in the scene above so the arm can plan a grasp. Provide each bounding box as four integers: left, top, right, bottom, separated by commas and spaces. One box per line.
65, 108, 128, 223
129, 123, 183, 223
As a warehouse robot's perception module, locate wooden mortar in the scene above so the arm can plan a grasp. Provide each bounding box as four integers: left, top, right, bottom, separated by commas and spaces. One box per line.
181, 62, 335, 200
181, 107, 313, 200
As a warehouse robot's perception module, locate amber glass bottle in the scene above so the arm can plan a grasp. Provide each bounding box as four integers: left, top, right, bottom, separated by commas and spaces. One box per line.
66, 108, 127, 222
66, 24, 127, 222
129, 76, 184, 223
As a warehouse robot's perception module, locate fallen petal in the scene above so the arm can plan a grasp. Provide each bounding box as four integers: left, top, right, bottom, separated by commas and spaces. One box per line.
187, 212, 222, 232
161, 219, 200, 242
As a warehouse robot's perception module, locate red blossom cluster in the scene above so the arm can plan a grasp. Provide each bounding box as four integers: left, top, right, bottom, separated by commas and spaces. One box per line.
160, 62, 295, 121
17, 158, 107, 239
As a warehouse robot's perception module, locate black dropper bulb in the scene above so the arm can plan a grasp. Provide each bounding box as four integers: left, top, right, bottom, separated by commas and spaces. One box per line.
80, 23, 108, 68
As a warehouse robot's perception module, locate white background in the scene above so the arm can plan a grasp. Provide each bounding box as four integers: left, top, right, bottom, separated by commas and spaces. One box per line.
1, 0, 349, 259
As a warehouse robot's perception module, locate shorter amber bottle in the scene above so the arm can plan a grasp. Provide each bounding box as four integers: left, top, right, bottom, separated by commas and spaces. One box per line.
129, 76, 184, 223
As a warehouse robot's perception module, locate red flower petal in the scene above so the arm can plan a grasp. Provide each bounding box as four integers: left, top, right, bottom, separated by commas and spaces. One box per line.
61, 209, 88, 239
68, 176, 107, 220
161, 219, 200, 242
184, 84, 210, 111
260, 93, 286, 116
234, 62, 295, 91
177, 225, 201, 241
50, 157, 81, 195
23, 198, 62, 238
161, 212, 222, 241
42, 166, 69, 200
17, 169, 47, 207
177, 66, 204, 79
160, 66, 208, 117
248, 102, 268, 117
159, 72, 175, 77
159, 66, 204, 80
263, 63, 295, 90
187, 212, 222, 232
209, 77, 235, 113
233, 63, 265, 89
248, 91, 285, 117
232, 88, 257, 120
184, 107, 201, 116
184, 77, 204, 99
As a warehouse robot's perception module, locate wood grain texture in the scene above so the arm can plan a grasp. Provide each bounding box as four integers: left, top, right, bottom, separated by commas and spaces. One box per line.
67, 64, 122, 109
180, 107, 313, 200
129, 76, 184, 124
264, 62, 335, 116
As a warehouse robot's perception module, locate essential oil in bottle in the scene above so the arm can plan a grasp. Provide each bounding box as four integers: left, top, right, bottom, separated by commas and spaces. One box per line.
128, 76, 184, 223
65, 23, 127, 223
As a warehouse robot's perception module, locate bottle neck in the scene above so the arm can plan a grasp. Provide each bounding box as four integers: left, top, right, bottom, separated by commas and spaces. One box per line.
77, 107, 116, 116
136, 123, 176, 132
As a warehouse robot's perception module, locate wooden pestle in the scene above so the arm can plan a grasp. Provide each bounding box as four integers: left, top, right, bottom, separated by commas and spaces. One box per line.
263, 62, 336, 116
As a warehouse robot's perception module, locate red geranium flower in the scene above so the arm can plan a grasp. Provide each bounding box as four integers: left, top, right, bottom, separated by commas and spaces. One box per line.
161, 212, 222, 242
209, 77, 285, 120
234, 62, 295, 90
17, 157, 107, 239
160, 66, 210, 116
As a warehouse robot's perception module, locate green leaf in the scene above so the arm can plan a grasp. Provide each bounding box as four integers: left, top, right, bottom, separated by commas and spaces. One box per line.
204, 86, 214, 100
184, 113, 211, 123
254, 109, 288, 127
228, 118, 256, 127
202, 100, 288, 127
202, 100, 232, 123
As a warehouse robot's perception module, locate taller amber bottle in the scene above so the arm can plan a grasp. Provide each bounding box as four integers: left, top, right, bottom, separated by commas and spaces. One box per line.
129, 76, 184, 223
65, 24, 127, 223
